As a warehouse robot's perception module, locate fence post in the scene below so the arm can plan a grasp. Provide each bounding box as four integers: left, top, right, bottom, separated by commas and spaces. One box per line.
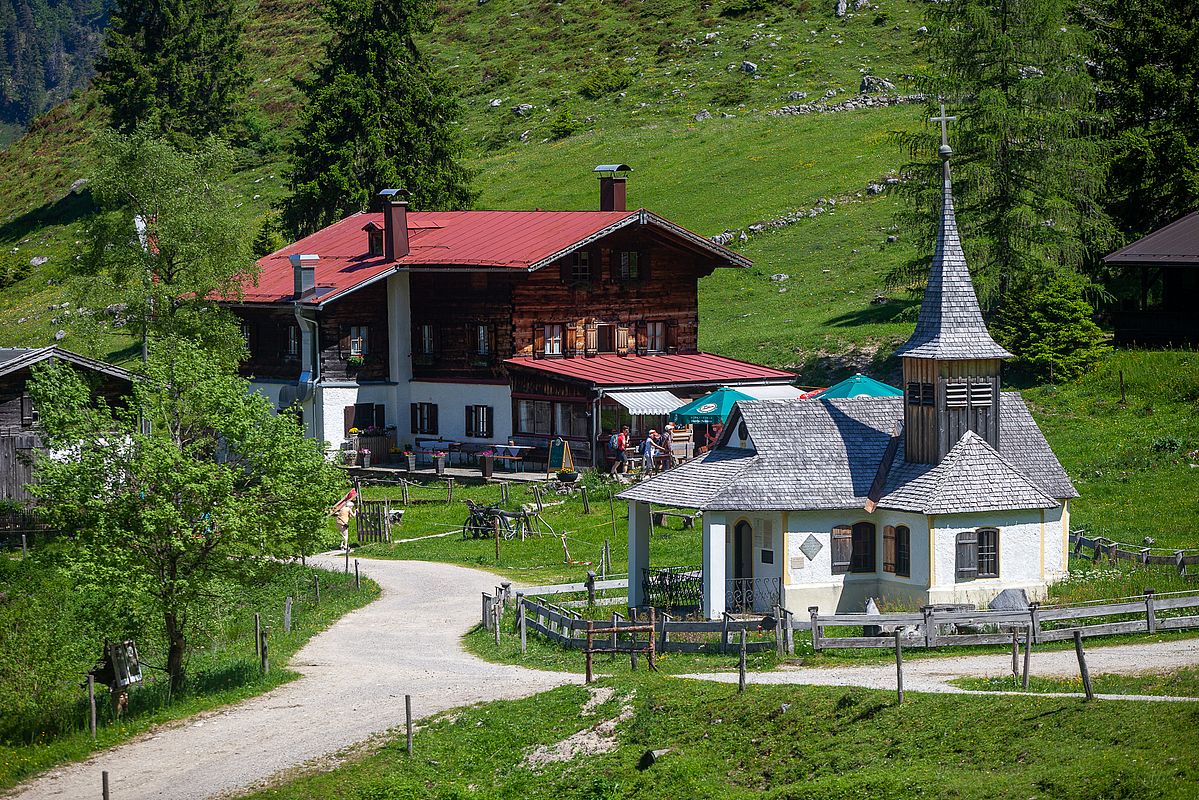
738, 629, 747, 693
660, 611, 670, 652
260, 627, 269, 674
581, 485, 591, 514
784, 609, 795, 655
629, 609, 638, 671
774, 605, 783, 657
894, 630, 904, 705
314, 574, 320, 603
21, 533, 27, 558
1073, 630, 1094, 701
88, 674, 97, 740
446, 477, 454, 504
648, 606, 657, 671
405, 694, 413, 755
482, 592, 492, 629
519, 599, 527, 654
1029, 602, 1041, 645
808, 607, 821, 652
585, 621, 594, 684
284, 596, 293, 634
1021, 626, 1033, 690
532, 483, 543, 513
354, 559, 360, 590
1177, 550, 1186, 577
102, 771, 110, 800
344, 547, 349, 574
721, 612, 731, 654
254, 613, 261, 660
1011, 631, 1019, 682
493, 601, 502, 646
922, 605, 935, 648
611, 611, 619, 659
401, 480, 409, 505
1145, 588, 1157, 634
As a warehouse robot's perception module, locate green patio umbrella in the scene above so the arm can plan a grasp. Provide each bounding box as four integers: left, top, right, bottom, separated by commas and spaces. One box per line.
813, 373, 903, 399
670, 386, 754, 424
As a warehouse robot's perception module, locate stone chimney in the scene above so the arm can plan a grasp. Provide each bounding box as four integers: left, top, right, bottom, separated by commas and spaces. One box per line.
379, 189, 410, 261
594, 164, 632, 211
290, 254, 319, 299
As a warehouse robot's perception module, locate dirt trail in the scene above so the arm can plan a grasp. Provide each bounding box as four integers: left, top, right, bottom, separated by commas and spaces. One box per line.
7, 558, 579, 800
683, 638, 1199, 701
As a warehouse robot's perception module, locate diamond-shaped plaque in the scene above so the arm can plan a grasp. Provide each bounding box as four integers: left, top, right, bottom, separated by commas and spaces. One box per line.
800, 534, 823, 561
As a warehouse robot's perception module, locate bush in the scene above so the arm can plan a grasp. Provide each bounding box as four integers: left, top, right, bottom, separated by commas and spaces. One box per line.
548, 107, 582, 140
992, 275, 1110, 382
720, 0, 767, 16
579, 66, 631, 99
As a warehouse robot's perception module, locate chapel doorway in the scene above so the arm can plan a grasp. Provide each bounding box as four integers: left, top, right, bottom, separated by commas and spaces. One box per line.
731, 520, 754, 612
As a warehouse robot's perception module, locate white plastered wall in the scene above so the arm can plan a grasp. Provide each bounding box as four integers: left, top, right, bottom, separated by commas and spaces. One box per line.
317, 383, 395, 450
388, 273, 414, 414
721, 511, 785, 613
406, 381, 513, 447
928, 507, 1056, 606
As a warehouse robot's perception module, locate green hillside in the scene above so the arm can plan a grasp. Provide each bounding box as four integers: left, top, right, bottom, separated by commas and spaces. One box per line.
0, 0, 931, 369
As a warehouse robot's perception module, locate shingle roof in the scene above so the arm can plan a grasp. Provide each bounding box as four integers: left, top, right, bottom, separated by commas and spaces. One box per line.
893, 156, 1013, 361
619, 393, 1077, 511
0, 347, 136, 383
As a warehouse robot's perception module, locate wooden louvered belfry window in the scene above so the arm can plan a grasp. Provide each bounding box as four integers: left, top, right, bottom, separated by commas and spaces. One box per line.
946, 379, 993, 409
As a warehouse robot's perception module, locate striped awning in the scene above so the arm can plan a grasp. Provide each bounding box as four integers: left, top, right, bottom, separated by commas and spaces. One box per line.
607, 390, 685, 415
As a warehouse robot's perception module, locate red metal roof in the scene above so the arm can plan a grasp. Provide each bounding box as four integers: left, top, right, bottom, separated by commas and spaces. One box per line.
503, 352, 794, 388
225, 208, 746, 305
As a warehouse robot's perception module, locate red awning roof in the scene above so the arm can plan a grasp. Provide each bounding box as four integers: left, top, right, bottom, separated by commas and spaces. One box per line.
224, 208, 749, 305
503, 352, 794, 388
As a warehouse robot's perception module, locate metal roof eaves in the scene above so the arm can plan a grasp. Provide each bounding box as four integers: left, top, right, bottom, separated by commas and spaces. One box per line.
315, 265, 402, 309
643, 211, 753, 269
526, 213, 641, 272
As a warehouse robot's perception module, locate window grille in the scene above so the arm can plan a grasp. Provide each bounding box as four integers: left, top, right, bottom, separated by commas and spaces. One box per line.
895, 525, 911, 577
571, 252, 590, 283
465, 405, 494, 438
287, 325, 300, 358
977, 527, 999, 577
544, 324, 563, 356
349, 326, 368, 356
646, 321, 666, 353
850, 522, 876, 573
618, 251, 640, 280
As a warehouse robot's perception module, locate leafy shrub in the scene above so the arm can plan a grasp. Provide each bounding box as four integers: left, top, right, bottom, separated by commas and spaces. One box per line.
1151, 436, 1182, 453
579, 66, 631, 99
992, 274, 1110, 382
710, 78, 751, 107
0, 252, 31, 290
548, 107, 582, 140
720, 0, 768, 16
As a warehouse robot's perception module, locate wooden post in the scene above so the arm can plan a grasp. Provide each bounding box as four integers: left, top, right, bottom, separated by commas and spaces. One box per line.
659, 611, 670, 652
494, 516, 501, 562
446, 477, 454, 504
894, 630, 904, 705
721, 611, 730, 654
808, 606, 821, 652
585, 621, 594, 684
284, 596, 293, 634
1022, 626, 1033, 690
354, 559, 360, 590
738, 629, 747, 693
922, 605, 935, 648
88, 674, 97, 740
482, 593, 491, 629
1029, 603, 1041, 645
774, 605, 784, 657
608, 493, 619, 543
784, 609, 795, 655
493, 600, 502, 646
314, 574, 320, 603
260, 627, 269, 673
1119, 369, 1126, 404
401, 480, 409, 505
1011, 631, 1019, 681
344, 547, 349, 574
581, 485, 591, 514
532, 483, 543, 513
102, 771, 110, 800
500, 481, 509, 504
1145, 588, 1157, 634
1177, 550, 1186, 577
405, 694, 413, 755
611, 611, 619, 660
21, 533, 27, 558
586, 571, 596, 606
648, 606, 657, 671
1074, 630, 1094, 701
254, 613, 261, 660
519, 600, 527, 654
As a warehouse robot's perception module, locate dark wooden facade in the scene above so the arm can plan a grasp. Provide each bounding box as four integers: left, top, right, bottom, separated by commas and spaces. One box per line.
902, 357, 1001, 464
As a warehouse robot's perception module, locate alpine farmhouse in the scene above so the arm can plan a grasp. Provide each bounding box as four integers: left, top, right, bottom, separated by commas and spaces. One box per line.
620, 137, 1079, 616
221, 168, 792, 464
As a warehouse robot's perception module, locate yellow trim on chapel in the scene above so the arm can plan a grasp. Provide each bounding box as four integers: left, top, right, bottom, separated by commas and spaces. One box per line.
1039, 508, 1046, 577
781, 512, 791, 586
927, 514, 936, 586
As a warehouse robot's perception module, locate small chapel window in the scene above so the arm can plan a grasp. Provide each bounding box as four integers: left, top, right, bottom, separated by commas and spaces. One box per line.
884, 525, 910, 577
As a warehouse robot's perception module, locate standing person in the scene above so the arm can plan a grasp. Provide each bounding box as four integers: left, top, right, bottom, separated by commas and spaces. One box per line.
640, 429, 666, 475
662, 422, 677, 469
608, 425, 630, 476
331, 488, 357, 551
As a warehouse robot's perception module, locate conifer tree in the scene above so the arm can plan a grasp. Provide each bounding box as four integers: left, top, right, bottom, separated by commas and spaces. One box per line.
282, 0, 475, 236
1089, 0, 1199, 240
94, 0, 250, 143
893, 0, 1112, 313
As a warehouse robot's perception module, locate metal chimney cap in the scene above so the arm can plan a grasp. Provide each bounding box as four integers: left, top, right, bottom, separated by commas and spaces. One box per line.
377, 188, 408, 198
288, 253, 320, 265
593, 164, 632, 175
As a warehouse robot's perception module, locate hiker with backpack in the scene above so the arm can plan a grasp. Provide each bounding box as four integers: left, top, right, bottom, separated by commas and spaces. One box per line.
607, 425, 631, 476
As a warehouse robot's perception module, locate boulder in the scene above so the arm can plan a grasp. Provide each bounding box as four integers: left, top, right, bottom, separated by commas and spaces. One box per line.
741, 61, 758, 74
988, 588, 1030, 612
859, 75, 896, 94
770, 273, 789, 282
694, 109, 712, 122
54, 329, 66, 341
835, 0, 848, 17
488, 98, 502, 107
511, 103, 534, 116
29, 255, 48, 267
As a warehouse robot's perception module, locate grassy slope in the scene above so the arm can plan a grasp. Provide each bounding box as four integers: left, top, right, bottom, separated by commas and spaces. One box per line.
954, 666, 1199, 698
240, 676, 1199, 800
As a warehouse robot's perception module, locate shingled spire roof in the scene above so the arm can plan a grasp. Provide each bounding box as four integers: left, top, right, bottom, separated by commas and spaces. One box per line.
894, 118, 1013, 361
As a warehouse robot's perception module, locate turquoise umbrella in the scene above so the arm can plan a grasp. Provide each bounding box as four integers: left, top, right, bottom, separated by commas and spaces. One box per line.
813, 373, 903, 399
670, 386, 754, 424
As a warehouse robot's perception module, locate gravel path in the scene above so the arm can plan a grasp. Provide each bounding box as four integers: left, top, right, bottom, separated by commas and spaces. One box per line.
7, 558, 579, 800
683, 638, 1199, 702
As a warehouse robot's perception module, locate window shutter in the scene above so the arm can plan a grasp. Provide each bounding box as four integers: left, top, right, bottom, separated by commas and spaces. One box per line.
533, 323, 545, 359
635, 321, 647, 355
484, 406, 494, 439
956, 531, 978, 581
584, 321, 598, 356
20, 394, 35, 426
831, 525, 852, 574
883, 526, 897, 573
344, 405, 356, 436
340, 326, 350, 357
616, 325, 630, 356
429, 404, 439, 435
374, 404, 386, 429
465, 406, 474, 437
410, 403, 419, 435
666, 319, 679, 353
565, 322, 577, 358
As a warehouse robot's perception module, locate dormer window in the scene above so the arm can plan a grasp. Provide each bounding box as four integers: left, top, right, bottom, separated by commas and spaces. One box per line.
363, 221, 385, 257
571, 252, 591, 283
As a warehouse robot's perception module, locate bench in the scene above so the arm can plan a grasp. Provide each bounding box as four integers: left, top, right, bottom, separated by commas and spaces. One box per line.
652, 511, 699, 530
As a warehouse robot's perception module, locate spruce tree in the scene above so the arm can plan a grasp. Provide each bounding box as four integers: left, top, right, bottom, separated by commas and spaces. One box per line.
94, 0, 250, 143
282, 0, 475, 236
1090, 0, 1199, 240
893, 0, 1112, 313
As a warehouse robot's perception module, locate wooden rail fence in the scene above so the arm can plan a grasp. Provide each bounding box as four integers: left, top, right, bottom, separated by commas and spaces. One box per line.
1069, 530, 1199, 576
810, 589, 1199, 650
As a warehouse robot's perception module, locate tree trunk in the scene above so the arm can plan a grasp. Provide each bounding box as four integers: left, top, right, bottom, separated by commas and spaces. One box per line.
165, 611, 187, 694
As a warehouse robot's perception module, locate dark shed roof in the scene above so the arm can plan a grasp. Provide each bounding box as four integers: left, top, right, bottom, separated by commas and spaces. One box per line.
1103, 211, 1199, 267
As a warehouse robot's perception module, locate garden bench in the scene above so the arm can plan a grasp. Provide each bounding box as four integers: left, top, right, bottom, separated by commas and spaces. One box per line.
652, 511, 699, 529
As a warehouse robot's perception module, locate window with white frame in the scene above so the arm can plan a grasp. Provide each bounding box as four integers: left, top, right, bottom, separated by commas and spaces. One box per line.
571, 251, 591, 283
419, 324, 435, 355
349, 326, 368, 356
465, 405, 493, 438
287, 325, 300, 358
544, 324, 563, 356
617, 251, 640, 281
646, 321, 666, 353
476, 324, 491, 356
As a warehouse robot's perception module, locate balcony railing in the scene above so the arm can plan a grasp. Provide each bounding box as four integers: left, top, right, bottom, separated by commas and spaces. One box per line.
726, 576, 782, 614
642, 566, 703, 613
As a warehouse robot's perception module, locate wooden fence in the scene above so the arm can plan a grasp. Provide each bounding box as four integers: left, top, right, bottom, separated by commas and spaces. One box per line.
355, 499, 396, 544
810, 590, 1199, 650
1069, 530, 1199, 575
0, 431, 38, 502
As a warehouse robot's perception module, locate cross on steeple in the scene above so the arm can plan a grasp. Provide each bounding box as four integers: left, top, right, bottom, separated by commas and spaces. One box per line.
930, 102, 956, 150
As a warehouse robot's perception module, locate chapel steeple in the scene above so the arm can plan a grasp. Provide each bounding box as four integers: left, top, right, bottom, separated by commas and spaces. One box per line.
896, 105, 1012, 464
